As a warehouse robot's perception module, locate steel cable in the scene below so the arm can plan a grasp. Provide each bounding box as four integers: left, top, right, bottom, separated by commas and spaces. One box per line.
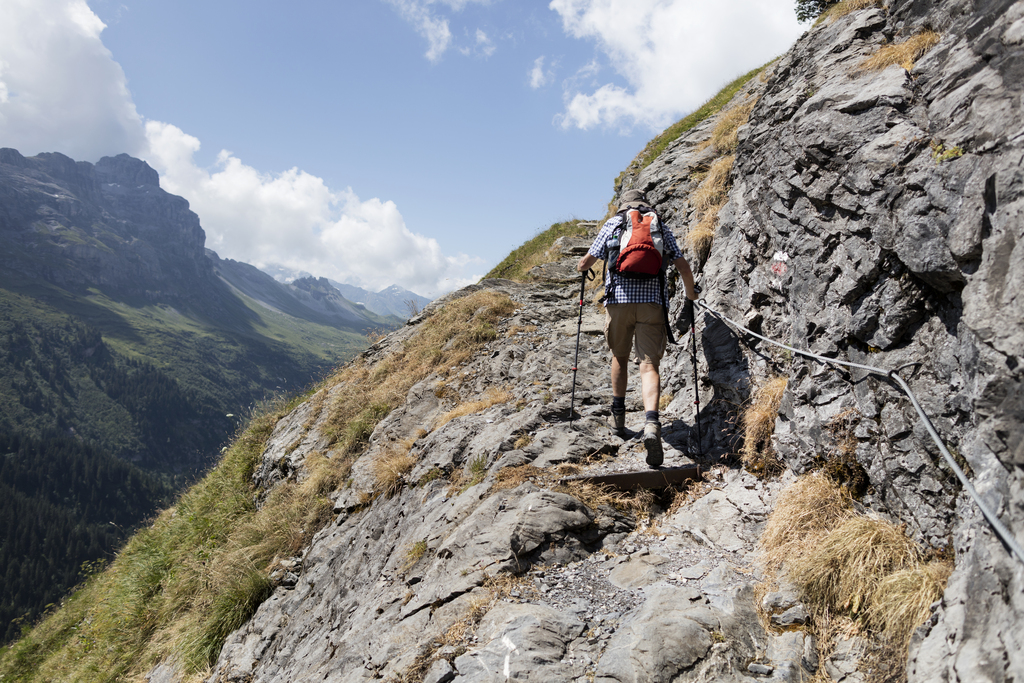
695, 299, 1024, 565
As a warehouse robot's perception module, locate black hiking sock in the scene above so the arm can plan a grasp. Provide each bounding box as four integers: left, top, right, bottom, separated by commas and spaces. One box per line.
645, 410, 659, 424
611, 396, 625, 414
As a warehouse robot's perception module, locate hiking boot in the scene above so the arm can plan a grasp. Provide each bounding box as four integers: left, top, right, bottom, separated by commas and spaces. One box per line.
609, 412, 626, 438
644, 422, 663, 468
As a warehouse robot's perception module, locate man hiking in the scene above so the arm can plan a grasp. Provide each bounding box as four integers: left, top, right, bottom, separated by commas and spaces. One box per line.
577, 189, 698, 467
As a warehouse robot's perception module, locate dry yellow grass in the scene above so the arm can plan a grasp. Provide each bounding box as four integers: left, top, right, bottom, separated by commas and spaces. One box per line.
556, 480, 655, 517
373, 444, 417, 498
740, 376, 789, 476
792, 515, 921, 615
709, 98, 757, 153
865, 560, 951, 648
760, 472, 855, 572
441, 591, 493, 646
686, 203, 722, 258
433, 386, 513, 431
324, 290, 516, 448
666, 479, 714, 515
505, 324, 538, 337
401, 539, 429, 572
513, 433, 533, 450
483, 572, 538, 601
691, 155, 735, 211
552, 462, 584, 477
860, 31, 941, 72
760, 472, 954, 681
686, 154, 735, 260
817, 0, 882, 25
493, 464, 547, 491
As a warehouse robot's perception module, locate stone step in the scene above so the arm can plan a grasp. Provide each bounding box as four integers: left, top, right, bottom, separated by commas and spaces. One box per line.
561, 464, 700, 491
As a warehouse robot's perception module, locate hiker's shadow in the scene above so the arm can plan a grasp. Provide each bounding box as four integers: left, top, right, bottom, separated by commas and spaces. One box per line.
664, 308, 751, 471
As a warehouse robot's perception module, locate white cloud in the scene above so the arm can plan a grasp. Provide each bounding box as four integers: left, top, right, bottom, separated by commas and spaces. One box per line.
529, 56, 553, 89
549, 0, 805, 131
476, 29, 496, 57
383, 0, 492, 61
0, 0, 146, 160
144, 122, 480, 296
0, 0, 476, 297
0, 63, 9, 104
384, 0, 453, 62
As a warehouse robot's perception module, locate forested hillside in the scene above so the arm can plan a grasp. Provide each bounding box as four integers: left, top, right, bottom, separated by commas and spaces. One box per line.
0, 430, 172, 643
0, 291, 224, 472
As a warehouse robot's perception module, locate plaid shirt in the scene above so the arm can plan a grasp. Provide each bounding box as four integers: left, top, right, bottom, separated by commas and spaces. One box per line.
588, 213, 683, 306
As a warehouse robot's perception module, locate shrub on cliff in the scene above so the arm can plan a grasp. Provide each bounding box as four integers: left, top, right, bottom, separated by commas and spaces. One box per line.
795, 0, 838, 22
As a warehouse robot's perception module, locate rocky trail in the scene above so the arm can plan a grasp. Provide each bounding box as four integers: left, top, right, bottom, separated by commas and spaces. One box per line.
192, 242, 826, 683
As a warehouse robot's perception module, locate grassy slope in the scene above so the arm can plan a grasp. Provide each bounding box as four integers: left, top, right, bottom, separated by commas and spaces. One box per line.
0, 275, 367, 425
0, 273, 370, 642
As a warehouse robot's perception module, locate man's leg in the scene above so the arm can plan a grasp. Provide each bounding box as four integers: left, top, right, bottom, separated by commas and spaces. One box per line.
605, 304, 634, 437
634, 304, 667, 468
640, 361, 664, 466
612, 356, 629, 398
610, 355, 629, 436
639, 361, 660, 413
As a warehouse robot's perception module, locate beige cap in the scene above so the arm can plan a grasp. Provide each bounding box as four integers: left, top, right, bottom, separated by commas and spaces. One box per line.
618, 189, 649, 211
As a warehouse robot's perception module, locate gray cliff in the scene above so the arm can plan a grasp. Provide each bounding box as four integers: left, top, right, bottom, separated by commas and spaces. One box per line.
164, 0, 1023, 681
0, 149, 212, 304
640, 0, 1022, 678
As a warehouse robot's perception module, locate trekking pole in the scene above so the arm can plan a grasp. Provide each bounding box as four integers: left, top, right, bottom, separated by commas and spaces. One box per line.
687, 292, 704, 458
569, 269, 595, 428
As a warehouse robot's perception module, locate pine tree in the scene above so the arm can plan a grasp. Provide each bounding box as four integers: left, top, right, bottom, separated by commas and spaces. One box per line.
796, 0, 837, 22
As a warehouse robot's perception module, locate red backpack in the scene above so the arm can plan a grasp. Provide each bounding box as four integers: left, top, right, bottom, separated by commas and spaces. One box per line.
609, 206, 665, 278
605, 205, 677, 344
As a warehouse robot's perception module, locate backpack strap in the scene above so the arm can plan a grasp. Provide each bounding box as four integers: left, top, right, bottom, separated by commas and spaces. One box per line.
602, 213, 628, 302
660, 270, 676, 346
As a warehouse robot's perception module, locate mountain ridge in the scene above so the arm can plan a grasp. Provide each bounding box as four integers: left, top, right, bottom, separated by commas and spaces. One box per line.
257, 262, 432, 320
0, 147, 389, 464
328, 280, 431, 319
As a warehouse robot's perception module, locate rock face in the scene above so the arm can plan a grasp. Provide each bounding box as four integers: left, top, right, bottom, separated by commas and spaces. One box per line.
629, 0, 1024, 680
0, 149, 394, 332
0, 149, 212, 305
193, 0, 1024, 681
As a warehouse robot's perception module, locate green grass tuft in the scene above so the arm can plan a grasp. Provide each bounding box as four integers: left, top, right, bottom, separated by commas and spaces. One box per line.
484, 220, 592, 282
180, 567, 275, 670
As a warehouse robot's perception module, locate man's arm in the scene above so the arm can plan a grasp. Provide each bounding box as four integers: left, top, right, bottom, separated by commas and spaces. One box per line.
577, 253, 598, 273
673, 256, 698, 300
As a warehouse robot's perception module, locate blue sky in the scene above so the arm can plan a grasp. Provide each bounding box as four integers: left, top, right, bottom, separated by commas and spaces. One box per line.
0, 0, 805, 296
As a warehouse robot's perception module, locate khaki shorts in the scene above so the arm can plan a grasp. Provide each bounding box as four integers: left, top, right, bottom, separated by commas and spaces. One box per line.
604, 303, 666, 365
